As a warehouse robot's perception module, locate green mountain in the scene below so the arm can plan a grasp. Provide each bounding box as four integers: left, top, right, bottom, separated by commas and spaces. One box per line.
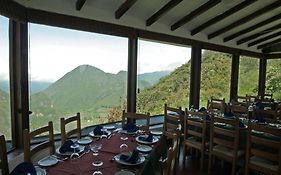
138, 71, 170, 88
137, 50, 281, 115
0, 89, 11, 139
0, 80, 51, 94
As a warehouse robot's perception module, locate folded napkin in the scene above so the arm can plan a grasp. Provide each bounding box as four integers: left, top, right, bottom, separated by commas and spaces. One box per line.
94, 125, 104, 135
198, 107, 207, 112
59, 140, 76, 153
139, 133, 153, 142
10, 162, 36, 175
239, 121, 246, 128
205, 114, 211, 121
123, 123, 139, 132
254, 115, 266, 123
224, 112, 235, 118
255, 102, 265, 110
120, 149, 139, 163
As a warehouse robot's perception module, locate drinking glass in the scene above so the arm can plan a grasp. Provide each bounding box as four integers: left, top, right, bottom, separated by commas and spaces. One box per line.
91, 144, 103, 175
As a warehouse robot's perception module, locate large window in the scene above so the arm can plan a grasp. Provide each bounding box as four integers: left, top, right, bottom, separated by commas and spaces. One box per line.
238, 56, 259, 97
266, 59, 281, 100
29, 24, 128, 133
200, 50, 231, 106
0, 16, 12, 148
136, 40, 190, 115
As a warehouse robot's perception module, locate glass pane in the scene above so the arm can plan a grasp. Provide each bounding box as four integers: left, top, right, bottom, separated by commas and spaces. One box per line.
200, 50, 231, 107
238, 56, 259, 96
0, 16, 12, 149
266, 59, 281, 100
137, 40, 191, 115
29, 23, 127, 134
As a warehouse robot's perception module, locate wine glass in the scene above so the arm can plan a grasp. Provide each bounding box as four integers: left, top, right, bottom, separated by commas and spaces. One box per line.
91, 144, 103, 175
70, 143, 79, 159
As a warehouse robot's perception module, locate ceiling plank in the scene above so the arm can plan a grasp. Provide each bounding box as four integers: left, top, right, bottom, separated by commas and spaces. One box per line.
236, 14, 281, 45
171, 0, 221, 31
146, 0, 182, 27
191, 0, 257, 36
236, 23, 281, 45
115, 0, 137, 19
248, 30, 281, 47
76, 0, 86, 11
262, 42, 281, 53
208, 1, 281, 39
258, 38, 281, 50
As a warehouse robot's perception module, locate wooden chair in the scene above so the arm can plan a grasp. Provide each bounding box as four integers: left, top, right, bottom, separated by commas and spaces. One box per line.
122, 110, 150, 132
246, 94, 257, 103
208, 116, 244, 175
233, 95, 249, 107
161, 132, 180, 175
60, 112, 81, 145
230, 103, 248, 118
253, 108, 278, 123
262, 93, 273, 101
207, 97, 225, 113
164, 104, 183, 133
245, 122, 281, 175
183, 108, 207, 170
23, 121, 55, 162
0, 134, 9, 175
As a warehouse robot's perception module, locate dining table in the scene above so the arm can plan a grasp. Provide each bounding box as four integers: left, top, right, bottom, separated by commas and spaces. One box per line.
44, 131, 155, 175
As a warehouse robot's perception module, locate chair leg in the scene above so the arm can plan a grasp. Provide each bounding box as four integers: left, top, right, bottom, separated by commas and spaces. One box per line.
231, 160, 236, 175
208, 153, 212, 174
200, 151, 204, 171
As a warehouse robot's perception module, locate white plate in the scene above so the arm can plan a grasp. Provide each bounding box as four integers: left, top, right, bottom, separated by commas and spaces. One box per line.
119, 130, 137, 135
104, 125, 116, 130
136, 135, 159, 145
38, 156, 58, 167
89, 130, 111, 137
136, 145, 152, 153
77, 137, 93, 145
35, 167, 46, 175
114, 170, 135, 175
150, 131, 162, 136
114, 153, 145, 166
56, 145, 85, 156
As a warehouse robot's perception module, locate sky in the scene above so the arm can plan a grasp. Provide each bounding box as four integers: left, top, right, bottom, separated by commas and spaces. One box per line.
0, 16, 191, 82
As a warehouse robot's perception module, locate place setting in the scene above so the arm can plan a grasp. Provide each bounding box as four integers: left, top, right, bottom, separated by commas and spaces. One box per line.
135, 132, 159, 145
56, 140, 86, 158
89, 125, 112, 139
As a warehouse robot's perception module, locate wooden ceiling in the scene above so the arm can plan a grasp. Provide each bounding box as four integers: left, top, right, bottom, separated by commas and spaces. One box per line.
10, 0, 281, 54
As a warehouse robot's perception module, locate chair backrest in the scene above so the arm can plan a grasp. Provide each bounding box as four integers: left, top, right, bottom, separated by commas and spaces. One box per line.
246, 94, 257, 103
207, 97, 225, 113
253, 109, 277, 123
162, 132, 180, 175
23, 121, 55, 162
262, 93, 273, 101
60, 113, 81, 145
0, 134, 9, 175
122, 110, 150, 132
164, 104, 183, 133
230, 103, 248, 117
246, 122, 281, 174
184, 108, 207, 147
209, 116, 240, 158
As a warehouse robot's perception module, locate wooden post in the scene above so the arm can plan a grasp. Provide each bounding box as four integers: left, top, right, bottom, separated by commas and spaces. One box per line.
189, 44, 202, 108
230, 54, 240, 101
258, 58, 267, 97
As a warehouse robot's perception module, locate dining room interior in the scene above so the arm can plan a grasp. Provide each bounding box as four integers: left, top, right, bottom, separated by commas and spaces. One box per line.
1, 0, 281, 175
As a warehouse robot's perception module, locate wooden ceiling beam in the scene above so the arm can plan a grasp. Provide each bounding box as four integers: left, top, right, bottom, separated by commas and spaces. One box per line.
115, 0, 137, 19
171, 0, 221, 31
146, 0, 182, 27
76, 0, 86, 11
258, 38, 281, 50
208, 1, 281, 39
236, 23, 281, 45
191, 0, 257, 36
262, 42, 281, 54
248, 30, 281, 47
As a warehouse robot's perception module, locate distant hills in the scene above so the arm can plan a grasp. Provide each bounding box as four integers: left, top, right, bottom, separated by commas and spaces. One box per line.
0, 80, 51, 94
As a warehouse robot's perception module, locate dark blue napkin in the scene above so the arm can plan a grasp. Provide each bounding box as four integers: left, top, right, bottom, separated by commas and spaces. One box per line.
139, 133, 153, 142
224, 112, 234, 118
59, 140, 75, 153
123, 123, 139, 132
239, 121, 246, 128
10, 162, 36, 175
120, 149, 139, 163
255, 102, 265, 110
94, 125, 104, 135
255, 115, 266, 123
205, 114, 211, 121
198, 107, 207, 112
